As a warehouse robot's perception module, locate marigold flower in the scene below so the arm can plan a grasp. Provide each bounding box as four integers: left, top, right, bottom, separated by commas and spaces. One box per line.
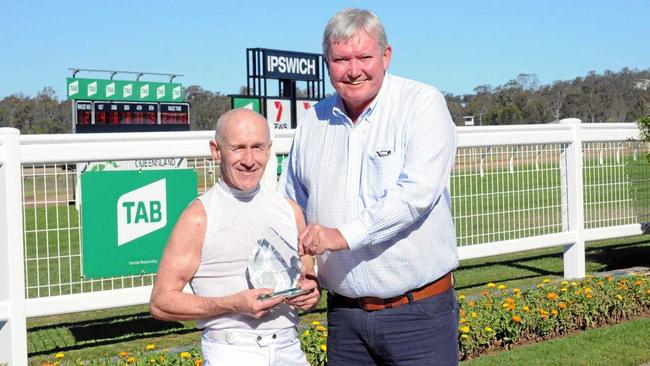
127, 357, 136, 364
546, 292, 559, 300
461, 334, 469, 339
634, 280, 642, 286
513, 288, 521, 293
511, 315, 522, 323
468, 301, 476, 307
596, 281, 604, 286
316, 325, 327, 332
303, 330, 311, 336
606, 275, 613, 281
646, 289, 650, 295
584, 287, 592, 294
180, 352, 191, 359
195, 360, 204, 366
55, 353, 65, 359
460, 326, 470, 333
311, 321, 320, 326
40, 362, 53, 366
487, 283, 496, 288
118, 352, 129, 358
484, 327, 494, 332
561, 280, 569, 285
481, 291, 489, 296
551, 309, 558, 316
497, 284, 506, 290
523, 306, 530, 312
505, 297, 515, 304
560, 288, 568, 292
458, 294, 466, 301
149, 359, 156, 364
558, 302, 567, 310
542, 278, 551, 283
320, 344, 327, 352
470, 312, 477, 318
146, 344, 156, 351
586, 294, 593, 299
571, 282, 578, 287
540, 314, 548, 319
460, 317, 467, 323
616, 295, 623, 301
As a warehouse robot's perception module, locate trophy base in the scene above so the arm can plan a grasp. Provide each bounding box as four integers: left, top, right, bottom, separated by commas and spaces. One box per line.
258, 287, 311, 300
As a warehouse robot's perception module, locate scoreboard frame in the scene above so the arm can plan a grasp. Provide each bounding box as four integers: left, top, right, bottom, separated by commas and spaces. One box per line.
74, 100, 190, 133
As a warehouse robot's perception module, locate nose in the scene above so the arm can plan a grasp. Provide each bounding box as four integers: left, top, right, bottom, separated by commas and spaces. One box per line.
240, 148, 255, 167
347, 59, 362, 79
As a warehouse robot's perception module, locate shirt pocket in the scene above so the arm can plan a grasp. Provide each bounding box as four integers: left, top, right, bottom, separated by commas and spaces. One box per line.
364, 153, 401, 199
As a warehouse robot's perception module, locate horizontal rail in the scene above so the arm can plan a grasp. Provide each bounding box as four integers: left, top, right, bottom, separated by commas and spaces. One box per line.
25, 286, 153, 318
20, 131, 215, 164
584, 224, 643, 242
457, 232, 576, 260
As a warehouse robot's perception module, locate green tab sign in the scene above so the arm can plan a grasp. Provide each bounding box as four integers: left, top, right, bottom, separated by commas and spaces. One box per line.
81, 169, 197, 278
232, 96, 261, 113
67, 78, 184, 102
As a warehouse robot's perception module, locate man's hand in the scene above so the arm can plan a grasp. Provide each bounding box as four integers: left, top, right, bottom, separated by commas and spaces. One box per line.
299, 224, 349, 255
233, 288, 286, 319
286, 271, 320, 310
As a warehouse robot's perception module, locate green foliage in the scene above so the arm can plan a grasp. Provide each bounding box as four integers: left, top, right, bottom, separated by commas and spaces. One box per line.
457, 274, 650, 360
299, 321, 328, 366
38, 347, 203, 365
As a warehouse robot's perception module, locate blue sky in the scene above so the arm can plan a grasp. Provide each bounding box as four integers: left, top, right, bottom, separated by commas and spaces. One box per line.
1, 0, 648, 100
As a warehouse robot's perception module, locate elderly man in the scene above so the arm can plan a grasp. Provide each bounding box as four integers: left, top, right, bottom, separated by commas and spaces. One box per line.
281, 8, 459, 366
151, 108, 319, 366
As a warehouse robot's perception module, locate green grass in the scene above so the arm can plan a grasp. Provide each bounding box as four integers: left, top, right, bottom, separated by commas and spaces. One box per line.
461, 316, 650, 366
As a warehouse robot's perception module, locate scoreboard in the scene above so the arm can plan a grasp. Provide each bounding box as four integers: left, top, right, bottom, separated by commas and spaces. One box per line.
74, 100, 190, 133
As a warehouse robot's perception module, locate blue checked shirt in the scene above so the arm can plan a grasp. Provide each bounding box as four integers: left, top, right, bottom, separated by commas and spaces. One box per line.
280, 74, 458, 298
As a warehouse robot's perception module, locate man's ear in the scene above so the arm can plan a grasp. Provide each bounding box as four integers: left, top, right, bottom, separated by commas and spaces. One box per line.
209, 139, 221, 163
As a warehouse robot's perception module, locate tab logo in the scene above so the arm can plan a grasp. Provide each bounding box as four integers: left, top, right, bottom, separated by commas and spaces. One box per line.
140, 84, 150, 99
106, 82, 116, 98
88, 81, 98, 97
172, 85, 181, 100
117, 179, 167, 246
123, 84, 133, 98
156, 85, 165, 99
68, 80, 79, 96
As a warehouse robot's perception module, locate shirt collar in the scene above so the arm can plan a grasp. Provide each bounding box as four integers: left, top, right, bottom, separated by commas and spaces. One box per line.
218, 178, 259, 201
332, 73, 390, 125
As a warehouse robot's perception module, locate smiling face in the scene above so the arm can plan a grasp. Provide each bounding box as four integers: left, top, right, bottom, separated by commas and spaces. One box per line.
326, 30, 391, 121
210, 109, 271, 192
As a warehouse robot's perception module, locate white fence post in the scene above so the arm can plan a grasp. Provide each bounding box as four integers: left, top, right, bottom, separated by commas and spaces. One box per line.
559, 119, 586, 279
0, 128, 28, 365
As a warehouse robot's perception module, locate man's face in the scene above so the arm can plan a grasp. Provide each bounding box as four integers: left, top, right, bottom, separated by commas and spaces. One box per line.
327, 30, 392, 119
210, 114, 271, 192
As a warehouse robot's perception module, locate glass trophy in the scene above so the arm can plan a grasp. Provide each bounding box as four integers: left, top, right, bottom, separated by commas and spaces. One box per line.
247, 226, 308, 299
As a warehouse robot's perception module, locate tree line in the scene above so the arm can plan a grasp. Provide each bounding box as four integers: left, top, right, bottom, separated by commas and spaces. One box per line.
1, 68, 648, 134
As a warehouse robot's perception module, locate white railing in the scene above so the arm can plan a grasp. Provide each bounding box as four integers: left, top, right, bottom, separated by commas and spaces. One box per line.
0, 120, 646, 364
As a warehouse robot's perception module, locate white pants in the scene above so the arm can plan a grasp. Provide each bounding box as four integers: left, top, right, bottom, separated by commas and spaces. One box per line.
201, 327, 309, 366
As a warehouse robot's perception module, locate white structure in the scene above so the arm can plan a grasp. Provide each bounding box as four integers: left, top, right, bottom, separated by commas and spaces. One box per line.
0, 120, 645, 364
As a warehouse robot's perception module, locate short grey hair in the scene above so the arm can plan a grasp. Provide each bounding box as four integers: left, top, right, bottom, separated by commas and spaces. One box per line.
214, 108, 269, 146
322, 8, 388, 62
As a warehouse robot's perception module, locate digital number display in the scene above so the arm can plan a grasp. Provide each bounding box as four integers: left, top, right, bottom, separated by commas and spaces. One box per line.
73, 100, 190, 133
75, 101, 93, 126
94, 102, 158, 125
160, 103, 190, 125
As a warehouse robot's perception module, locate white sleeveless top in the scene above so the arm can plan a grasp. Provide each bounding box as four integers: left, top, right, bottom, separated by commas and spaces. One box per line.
191, 180, 299, 330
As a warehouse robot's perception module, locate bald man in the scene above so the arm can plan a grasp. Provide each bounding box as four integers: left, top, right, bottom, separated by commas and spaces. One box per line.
150, 109, 319, 366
